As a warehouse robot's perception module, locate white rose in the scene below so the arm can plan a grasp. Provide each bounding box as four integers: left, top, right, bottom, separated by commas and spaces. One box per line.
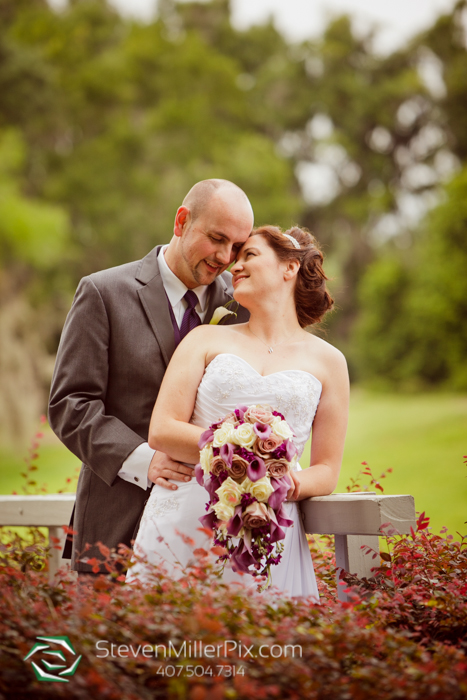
241, 476, 274, 503
290, 454, 299, 471
216, 476, 243, 506
271, 416, 294, 440
213, 423, 236, 448
231, 423, 256, 449
199, 444, 213, 474
213, 502, 235, 522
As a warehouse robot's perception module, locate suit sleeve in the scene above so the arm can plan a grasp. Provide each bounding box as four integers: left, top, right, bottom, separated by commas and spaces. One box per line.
48, 276, 146, 487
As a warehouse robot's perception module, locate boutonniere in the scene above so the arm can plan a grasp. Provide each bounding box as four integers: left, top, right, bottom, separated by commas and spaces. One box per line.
209, 300, 239, 325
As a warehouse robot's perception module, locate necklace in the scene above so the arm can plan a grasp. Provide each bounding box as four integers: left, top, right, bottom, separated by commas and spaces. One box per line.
247, 325, 300, 354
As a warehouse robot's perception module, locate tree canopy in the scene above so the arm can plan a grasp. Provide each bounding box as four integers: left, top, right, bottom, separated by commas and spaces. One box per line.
1, 0, 466, 441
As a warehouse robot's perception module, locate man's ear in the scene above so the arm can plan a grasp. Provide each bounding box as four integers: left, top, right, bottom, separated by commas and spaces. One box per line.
174, 206, 190, 237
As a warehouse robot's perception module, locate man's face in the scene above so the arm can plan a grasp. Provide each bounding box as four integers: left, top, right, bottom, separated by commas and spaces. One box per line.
175, 193, 253, 288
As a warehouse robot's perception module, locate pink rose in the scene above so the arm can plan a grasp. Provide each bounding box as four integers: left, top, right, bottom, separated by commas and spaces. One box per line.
242, 501, 270, 529
256, 433, 282, 456
222, 412, 239, 426
265, 459, 289, 478
211, 456, 228, 476
228, 455, 248, 481
244, 406, 274, 425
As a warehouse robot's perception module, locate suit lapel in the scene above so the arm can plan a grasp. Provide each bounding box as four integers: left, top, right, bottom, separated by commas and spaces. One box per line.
136, 249, 236, 365
204, 275, 235, 324
136, 246, 175, 366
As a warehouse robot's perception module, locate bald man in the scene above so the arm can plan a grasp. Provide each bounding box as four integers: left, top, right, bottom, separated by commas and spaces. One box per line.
49, 180, 254, 574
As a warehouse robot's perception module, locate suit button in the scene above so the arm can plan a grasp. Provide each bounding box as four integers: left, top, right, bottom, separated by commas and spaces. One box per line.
134, 476, 139, 482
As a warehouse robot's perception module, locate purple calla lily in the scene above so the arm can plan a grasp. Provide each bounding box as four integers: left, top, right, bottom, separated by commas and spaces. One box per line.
267, 476, 290, 509
284, 439, 297, 462
253, 422, 272, 439
205, 474, 222, 501
226, 505, 243, 536
246, 455, 267, 482
230, 540, 257, 573
199, 510, 218, 529
267, 507, 287, 543
198, 427, 214, 449
275, 503, 294, 529
194, 463, 205, 487
234, 404, 249, 420
220, 442, 234, 468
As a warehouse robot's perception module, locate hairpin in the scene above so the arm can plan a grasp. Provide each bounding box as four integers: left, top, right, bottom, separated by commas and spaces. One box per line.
283, 233, 300, 249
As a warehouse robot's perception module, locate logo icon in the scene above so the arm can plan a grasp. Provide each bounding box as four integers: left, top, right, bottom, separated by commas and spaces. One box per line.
23, 636, 82, 682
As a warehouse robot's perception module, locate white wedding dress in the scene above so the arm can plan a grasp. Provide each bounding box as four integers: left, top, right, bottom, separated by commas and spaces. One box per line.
128, 353, 322, 599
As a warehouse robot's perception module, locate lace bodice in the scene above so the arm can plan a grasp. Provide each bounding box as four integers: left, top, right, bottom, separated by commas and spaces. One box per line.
190, 353, 322, 459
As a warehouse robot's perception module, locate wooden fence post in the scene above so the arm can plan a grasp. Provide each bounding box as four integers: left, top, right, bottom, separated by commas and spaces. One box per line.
301, 492, 416, 602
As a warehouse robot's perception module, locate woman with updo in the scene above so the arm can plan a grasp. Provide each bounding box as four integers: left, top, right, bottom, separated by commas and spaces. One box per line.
129, 226, 349, 598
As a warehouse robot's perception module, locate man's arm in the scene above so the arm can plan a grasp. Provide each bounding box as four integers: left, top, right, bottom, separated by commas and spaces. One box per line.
48, 276, 146, 487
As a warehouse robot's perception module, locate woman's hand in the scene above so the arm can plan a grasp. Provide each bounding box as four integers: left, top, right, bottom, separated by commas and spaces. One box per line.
287, 470, 301, 501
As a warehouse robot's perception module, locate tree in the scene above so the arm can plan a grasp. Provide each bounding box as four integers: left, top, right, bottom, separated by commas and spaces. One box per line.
353, 165, 467, 389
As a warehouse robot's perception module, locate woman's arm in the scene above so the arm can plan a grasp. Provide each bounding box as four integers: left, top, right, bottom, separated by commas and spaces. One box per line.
296, 348, 349, 499
148, 326, 215, 464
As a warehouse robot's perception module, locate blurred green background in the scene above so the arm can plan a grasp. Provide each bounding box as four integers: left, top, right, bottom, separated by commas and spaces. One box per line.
0, 0, 466, 535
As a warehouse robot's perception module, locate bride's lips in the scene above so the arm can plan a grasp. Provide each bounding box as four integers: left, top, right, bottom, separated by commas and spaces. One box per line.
233, 275, 248, 287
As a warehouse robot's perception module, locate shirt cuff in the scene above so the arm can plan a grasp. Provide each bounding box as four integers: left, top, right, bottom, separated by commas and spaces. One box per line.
118, 443, 153, 490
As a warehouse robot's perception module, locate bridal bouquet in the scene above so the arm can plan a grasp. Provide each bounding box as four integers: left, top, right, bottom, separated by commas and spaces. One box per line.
194, 404, 298, 587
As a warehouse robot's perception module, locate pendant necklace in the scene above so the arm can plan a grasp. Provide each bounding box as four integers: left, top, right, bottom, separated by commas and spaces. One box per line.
247, 325, 300, 353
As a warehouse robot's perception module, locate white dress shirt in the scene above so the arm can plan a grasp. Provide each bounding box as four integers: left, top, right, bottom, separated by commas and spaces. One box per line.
117, 246, 209, 490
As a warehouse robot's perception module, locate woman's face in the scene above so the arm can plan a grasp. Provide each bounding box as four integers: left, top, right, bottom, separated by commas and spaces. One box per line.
231, 235, 287, 303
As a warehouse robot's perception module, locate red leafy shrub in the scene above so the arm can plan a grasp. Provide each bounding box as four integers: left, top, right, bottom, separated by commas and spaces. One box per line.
1, 532, 467, 700
340, 514, 467, 650
1, 458, 466, 698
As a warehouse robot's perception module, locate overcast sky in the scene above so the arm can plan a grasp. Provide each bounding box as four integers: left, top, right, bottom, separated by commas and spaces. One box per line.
100, 0, 459, 54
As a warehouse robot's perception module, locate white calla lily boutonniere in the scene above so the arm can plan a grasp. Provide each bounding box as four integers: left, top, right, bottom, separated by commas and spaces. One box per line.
209, 300, 238, 325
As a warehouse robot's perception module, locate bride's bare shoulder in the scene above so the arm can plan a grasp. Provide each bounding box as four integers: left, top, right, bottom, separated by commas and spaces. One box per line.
304, 332, 348, 371
176, 322, 248, 351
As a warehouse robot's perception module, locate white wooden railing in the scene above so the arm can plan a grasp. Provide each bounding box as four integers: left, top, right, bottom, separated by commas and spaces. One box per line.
0, 492, 415, 601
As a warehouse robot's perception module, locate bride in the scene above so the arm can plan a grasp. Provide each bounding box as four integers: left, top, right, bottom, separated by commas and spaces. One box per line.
128, 225, 349, 598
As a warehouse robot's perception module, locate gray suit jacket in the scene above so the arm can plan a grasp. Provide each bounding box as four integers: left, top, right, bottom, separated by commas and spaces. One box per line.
48, 245, 248, 572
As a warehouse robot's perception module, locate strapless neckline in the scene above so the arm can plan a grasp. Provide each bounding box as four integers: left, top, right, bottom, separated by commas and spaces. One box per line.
208, 353, 323, 388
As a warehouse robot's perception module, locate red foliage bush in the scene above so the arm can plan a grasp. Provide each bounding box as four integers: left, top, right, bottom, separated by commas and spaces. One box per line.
1, 523, 466, 700
1, 458, 465, 698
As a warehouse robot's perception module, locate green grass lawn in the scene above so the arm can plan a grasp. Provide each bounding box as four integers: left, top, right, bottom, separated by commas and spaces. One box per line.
300, 390, 467, 537
1, 390, 466, 537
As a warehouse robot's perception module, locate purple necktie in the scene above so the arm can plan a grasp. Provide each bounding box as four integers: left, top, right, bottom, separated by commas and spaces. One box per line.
179, 290, 201, 341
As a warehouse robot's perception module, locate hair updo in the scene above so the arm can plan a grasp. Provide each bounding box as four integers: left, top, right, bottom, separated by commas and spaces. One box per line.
251, 225, 334, 328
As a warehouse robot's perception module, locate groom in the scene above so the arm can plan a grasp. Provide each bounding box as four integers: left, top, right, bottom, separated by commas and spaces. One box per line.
48, 179, 254, 574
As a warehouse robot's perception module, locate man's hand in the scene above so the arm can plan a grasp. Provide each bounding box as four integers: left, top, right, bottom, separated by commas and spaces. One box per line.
148, 451, 193, 490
